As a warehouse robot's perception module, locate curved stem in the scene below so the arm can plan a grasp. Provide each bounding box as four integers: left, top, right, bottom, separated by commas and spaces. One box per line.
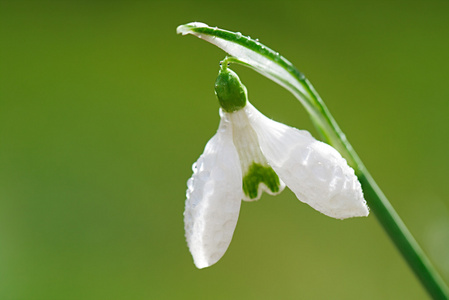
177, 22, 449, 299
232, 57, 449, 300
296, 71, 449, 300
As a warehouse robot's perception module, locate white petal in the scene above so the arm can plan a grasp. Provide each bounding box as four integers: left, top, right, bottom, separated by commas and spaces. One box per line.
245, 103, 369, 219
227, 109, 285, 201
184, 113, 243, 268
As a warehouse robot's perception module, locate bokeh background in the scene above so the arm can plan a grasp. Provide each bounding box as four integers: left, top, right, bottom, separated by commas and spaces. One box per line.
1, 1, 449, 299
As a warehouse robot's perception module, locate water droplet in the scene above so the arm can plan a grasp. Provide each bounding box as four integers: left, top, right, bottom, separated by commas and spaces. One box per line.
187, 178, 194, 189
255, 38, 259, 42
189, 22, 208, 28
235, 32, 242, 39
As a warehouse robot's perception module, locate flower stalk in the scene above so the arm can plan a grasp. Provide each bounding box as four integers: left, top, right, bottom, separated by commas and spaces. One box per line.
177, 22, 449, 299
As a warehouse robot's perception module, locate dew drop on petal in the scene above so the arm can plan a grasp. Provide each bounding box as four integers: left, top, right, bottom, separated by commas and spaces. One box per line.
235, 32, 242, 39
187, 178, 194, 190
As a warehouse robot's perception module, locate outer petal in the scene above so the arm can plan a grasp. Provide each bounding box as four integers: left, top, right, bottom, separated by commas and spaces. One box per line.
184, 112, 243, 268
245, 103, 369, 219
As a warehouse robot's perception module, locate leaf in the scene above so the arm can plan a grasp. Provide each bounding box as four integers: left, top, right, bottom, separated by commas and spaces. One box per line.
177, 22, 449, 299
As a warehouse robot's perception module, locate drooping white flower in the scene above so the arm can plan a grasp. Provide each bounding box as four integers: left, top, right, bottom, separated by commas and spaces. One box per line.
185, 67, 369, 269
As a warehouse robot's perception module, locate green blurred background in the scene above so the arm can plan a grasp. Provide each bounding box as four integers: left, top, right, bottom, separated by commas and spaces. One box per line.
1, 1, 448, 299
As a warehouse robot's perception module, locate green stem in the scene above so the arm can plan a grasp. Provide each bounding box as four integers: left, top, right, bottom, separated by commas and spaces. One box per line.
297, 70, 449, 300
236, 62, 449, 299
177, 23, 449, 299
359, 171, 449, 300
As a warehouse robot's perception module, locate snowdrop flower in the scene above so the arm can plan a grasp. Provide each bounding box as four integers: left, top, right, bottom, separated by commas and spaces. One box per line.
185, 66, 369, 269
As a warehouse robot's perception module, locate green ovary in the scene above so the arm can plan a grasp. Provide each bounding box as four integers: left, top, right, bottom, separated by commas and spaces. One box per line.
242, 163, 281, 200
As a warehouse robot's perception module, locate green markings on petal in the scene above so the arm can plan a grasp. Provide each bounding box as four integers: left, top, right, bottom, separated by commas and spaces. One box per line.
242, 163, 281, 200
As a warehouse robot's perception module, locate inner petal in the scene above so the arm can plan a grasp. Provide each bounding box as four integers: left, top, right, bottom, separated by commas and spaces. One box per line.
227, 109, 285, 201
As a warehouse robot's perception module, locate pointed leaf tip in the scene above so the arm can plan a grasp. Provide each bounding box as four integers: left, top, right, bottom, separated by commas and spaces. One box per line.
177, 22, 209, 35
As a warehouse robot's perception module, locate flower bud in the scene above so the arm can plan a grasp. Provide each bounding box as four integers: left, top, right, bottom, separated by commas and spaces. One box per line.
214, 68, 247, 112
